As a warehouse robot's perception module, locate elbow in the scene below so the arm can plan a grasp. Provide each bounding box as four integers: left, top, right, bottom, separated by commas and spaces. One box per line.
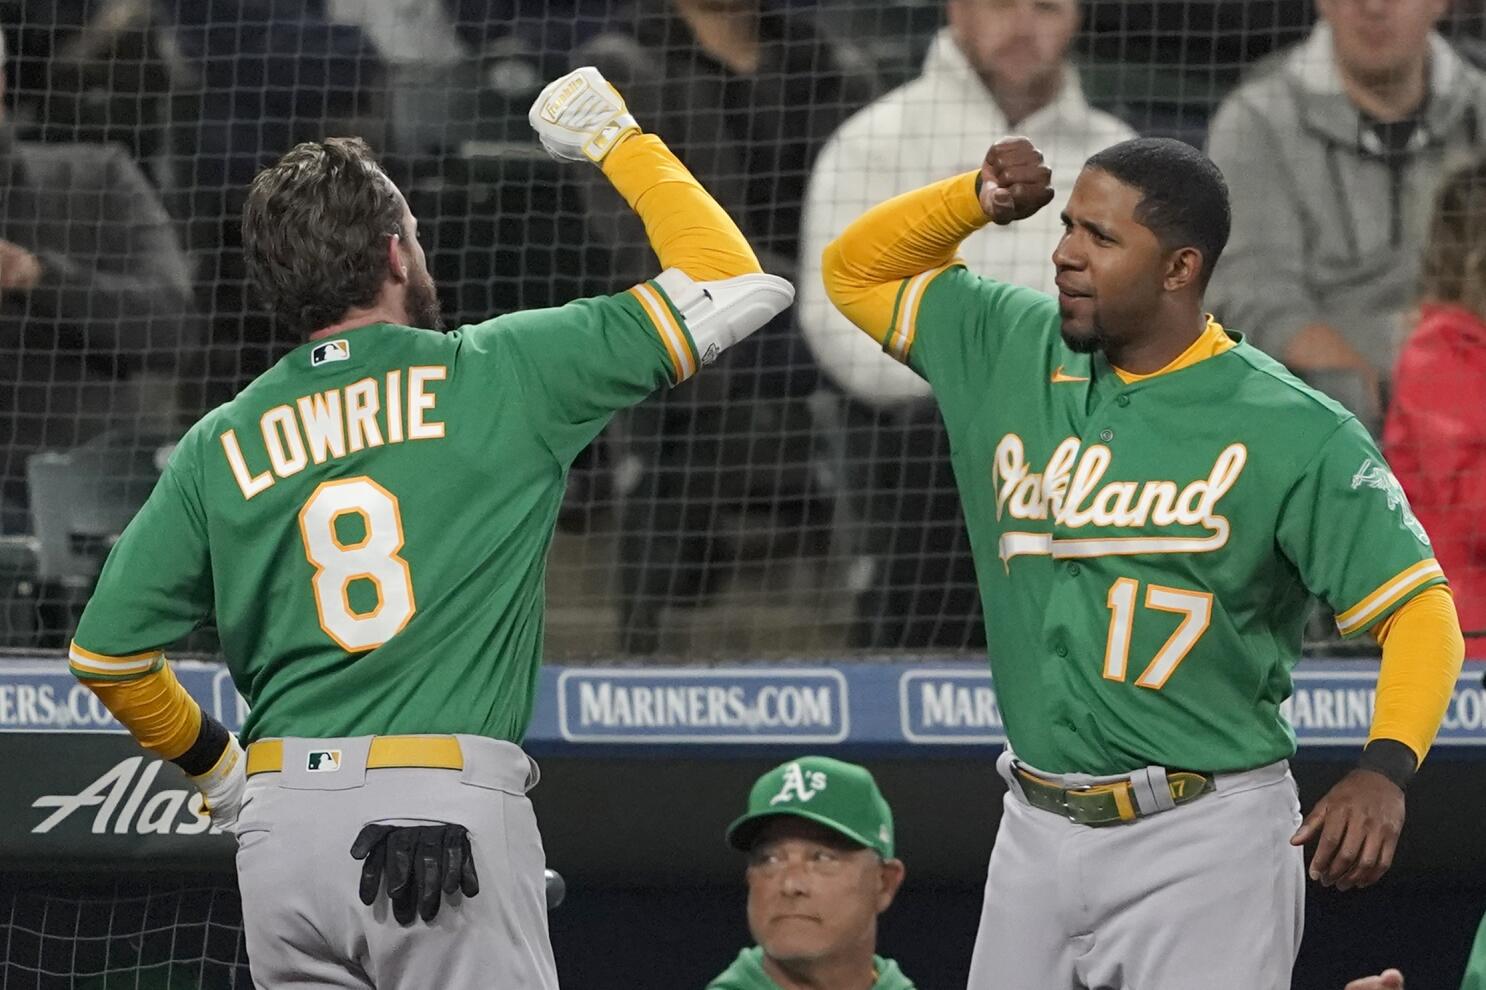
820, 239, 852, 312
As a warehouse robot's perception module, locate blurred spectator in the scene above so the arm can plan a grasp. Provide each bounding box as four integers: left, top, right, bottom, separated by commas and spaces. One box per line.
325, 0, 473, 155
1207, 0, 1486, 434
711, 757, 914, 990
0, 0, 176, 164
574, 0, 878, 654
0, 24, 196, 532
324, 1, 615, 156
796, 0, 1134, 650
1384, 157, 1486, 647
166, 0, 382, 403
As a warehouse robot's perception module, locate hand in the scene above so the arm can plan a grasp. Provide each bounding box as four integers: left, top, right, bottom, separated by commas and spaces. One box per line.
1344, 969, 1404, 989
528, 66, 640, 165
0, 239, 42, 292
190, 734, 246, 833
1291, 768, 1405, 891
351, 822, 480, 925
978, 137, 1055, 226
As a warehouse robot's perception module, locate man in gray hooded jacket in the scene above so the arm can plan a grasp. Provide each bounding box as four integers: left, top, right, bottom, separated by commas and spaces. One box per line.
1206, 0, 1486, 432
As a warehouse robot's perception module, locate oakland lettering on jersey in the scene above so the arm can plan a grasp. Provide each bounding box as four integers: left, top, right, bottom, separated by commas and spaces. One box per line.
991, 433, 1248, 562
219, 365, 447, 500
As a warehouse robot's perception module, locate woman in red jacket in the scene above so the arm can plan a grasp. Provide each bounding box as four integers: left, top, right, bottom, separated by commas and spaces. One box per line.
1384, 158, 1486, 650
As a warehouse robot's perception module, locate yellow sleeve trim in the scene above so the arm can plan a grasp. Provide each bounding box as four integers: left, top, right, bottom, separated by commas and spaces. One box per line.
630, 282, 696, 383
77, 660, 204, 761
69, 641, 165, 680
1367, 585, 1465, 763
884, 261, 960, 364
822, 170, 987, 353
1334, 558, 1446, 637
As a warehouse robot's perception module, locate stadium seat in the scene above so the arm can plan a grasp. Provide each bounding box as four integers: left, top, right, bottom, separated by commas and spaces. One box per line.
26, 429, 180, 645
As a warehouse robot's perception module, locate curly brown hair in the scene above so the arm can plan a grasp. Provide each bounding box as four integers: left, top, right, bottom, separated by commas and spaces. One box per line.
1420, 156, 1486, 319
242, 137, 406, 337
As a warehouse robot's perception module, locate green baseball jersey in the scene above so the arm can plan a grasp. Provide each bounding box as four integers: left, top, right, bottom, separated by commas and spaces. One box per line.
885, 265, 1444, 775
706, 948, 915, 990
71, 282, 698, 744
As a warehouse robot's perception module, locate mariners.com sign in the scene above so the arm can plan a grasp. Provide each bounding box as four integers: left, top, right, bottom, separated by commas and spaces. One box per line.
556, 669, 849, 743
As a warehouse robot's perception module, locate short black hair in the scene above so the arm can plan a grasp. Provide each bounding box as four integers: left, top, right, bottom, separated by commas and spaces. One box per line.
1085, 138, 1231, 289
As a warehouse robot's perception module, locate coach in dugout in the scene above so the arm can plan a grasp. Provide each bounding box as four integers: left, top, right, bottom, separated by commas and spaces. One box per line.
708, 757, 916, 990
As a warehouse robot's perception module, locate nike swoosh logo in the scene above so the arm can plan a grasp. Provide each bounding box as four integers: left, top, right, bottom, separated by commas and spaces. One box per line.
1050, 366, 1090, 383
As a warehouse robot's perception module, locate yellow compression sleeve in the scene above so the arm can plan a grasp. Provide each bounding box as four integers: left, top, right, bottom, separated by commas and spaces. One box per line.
601, 133, 761, 281
80, 661, 204, 761
821, 170, 989, 347
1368, 585, 1466, 763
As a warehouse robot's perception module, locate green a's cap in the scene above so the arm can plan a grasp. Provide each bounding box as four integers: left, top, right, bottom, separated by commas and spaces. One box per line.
725, 756, 895, 859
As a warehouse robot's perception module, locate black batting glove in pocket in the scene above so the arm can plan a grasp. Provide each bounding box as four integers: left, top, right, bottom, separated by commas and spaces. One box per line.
350, 822, 479, 924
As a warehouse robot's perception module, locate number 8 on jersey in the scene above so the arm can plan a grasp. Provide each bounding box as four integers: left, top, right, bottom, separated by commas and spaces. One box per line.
298, 476, 416, 652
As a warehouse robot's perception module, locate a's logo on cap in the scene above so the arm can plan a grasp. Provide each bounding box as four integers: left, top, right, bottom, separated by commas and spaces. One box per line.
306, 749, 342, 772
311, 340, 350, 367
770, 762, 827, 805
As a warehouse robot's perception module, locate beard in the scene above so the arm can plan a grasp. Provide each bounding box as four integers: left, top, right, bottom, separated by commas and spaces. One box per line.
1059, 308, 1109, 353
405, 267, 446, 332
1060, 326, 1108, 354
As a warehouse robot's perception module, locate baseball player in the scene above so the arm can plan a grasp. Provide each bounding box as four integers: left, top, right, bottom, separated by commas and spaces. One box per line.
65, 66, 792, 990
711, 757, 915, 990
822, 135, 1466, 989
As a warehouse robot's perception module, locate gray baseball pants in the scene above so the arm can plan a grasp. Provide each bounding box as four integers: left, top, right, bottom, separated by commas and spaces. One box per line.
966, 750, 1305, 990
233, 735, 559, 990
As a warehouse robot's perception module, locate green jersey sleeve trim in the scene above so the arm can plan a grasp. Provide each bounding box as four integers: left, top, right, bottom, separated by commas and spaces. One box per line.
1334, 558, 1448, 638
881, 261, 961, 365
629, 280, 700, 385
68, 642, 166, 681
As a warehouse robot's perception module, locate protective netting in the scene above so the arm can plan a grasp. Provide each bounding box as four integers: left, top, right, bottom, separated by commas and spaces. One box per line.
0, 877, 247, 989
0, 2, 1482, 659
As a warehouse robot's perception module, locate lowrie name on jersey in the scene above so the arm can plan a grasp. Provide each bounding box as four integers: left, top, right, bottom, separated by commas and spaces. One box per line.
219, 366, 448, 500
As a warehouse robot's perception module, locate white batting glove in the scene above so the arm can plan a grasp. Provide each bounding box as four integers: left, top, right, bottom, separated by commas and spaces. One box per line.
190, 733, 246, 833
529, 66, 640, 165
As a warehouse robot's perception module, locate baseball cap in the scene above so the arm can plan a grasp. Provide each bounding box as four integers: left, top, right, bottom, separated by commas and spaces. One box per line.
725, 756, 895, 859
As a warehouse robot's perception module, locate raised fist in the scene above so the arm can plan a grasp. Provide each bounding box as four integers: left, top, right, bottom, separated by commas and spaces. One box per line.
529, 66, 640, 166
979, 137, 1055, 226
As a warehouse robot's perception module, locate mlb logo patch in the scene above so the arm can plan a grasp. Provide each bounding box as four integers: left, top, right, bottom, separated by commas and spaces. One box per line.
311, 340, 350, 366
306, 749, 343, 772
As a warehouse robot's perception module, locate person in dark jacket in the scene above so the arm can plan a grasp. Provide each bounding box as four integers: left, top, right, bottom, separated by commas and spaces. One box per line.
1207, 0, 1486, 434
573, 0, 879, 653
0, 26, 197, 532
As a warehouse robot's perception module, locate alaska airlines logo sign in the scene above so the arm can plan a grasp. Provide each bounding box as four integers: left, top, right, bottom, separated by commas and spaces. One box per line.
992, 434, 1248, 563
